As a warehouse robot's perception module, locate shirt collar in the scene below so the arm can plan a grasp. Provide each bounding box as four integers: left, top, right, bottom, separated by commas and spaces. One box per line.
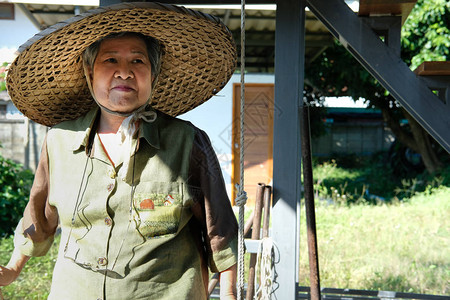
69, 107, 161, 153
69, 107, 99, 153
138, 109, 161, 150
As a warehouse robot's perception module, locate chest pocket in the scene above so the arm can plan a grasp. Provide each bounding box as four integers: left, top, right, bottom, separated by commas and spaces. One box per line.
133, 181, 189, 239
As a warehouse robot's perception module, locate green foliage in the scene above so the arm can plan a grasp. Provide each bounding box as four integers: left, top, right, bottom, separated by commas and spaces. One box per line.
401, 0, 450, 70
0, 151, 34, 237
393, 164, 450, 199
313, 157, 390, 204
0, 62, 8, 92
312, 154, 450, 205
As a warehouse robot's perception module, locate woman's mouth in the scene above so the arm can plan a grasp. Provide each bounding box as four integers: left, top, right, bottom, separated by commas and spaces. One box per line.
112, 85, 134, 92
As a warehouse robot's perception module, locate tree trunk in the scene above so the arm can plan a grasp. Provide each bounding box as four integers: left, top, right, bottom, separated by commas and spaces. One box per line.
403, 111, 443, 174
380, 107, 415, 150
379, 104, 443, 174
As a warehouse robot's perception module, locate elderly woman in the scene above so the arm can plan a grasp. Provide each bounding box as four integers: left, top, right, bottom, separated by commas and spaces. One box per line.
1, 3, 238, 299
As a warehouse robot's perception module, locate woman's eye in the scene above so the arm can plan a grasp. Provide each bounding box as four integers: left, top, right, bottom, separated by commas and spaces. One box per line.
105, 58, 117, 63
133, 59, 144, 64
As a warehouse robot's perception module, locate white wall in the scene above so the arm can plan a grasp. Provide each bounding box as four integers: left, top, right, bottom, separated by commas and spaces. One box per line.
6, 101, 23, 119
179, 73, 274, 193
0, 4, 39, 63
180, 73, 275, 155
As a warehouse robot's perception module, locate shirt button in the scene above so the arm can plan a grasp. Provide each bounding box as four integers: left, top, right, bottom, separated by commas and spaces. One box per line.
108, 169, 116, 179
107, 183, 114, 192
97, 257, 108, 266
104, 217, 113, 226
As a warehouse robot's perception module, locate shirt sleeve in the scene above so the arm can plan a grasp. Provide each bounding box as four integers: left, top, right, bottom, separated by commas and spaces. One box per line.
188, 128, 238, 273
14, 134, 58, 257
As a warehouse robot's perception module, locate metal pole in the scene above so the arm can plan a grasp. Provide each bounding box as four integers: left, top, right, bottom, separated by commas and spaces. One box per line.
301, 104, 321, 300
273, 0, 305, 298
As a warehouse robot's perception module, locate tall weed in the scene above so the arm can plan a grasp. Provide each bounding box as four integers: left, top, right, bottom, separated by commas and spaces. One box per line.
312, 156, 450, 205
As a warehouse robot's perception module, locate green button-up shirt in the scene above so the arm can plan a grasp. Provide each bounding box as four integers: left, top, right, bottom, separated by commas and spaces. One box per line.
15, 108, 238, 299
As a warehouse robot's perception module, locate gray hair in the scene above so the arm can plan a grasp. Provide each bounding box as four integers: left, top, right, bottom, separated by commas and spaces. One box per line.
82, 32, 162, 84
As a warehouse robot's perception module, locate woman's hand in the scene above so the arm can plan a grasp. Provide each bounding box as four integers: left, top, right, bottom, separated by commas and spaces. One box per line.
219, 264, 237, 300
0, 248, 30, 286
0, 265, 21, 286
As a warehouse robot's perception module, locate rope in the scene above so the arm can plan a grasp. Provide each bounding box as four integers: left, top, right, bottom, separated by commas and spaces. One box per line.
236, 0, 247, 299
254, 238, 276, 300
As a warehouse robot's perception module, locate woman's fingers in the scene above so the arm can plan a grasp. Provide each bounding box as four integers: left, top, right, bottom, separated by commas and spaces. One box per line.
0, 265, 20, 286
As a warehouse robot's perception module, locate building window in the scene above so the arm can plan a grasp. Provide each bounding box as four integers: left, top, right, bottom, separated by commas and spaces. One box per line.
0, 104, 6, 119
0, 3, 14, 20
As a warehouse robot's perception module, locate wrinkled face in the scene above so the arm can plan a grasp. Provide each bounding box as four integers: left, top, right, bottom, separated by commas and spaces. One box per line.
89, 35, 153, 114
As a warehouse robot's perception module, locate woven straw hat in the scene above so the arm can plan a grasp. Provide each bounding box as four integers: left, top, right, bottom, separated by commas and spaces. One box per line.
6, 2, 236, 127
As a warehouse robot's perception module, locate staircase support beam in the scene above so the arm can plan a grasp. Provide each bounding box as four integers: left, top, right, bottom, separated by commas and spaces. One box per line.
307, 0, 450, 153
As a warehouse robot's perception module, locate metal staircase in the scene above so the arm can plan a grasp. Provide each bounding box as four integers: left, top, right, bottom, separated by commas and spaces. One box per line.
306, 0, 450, 153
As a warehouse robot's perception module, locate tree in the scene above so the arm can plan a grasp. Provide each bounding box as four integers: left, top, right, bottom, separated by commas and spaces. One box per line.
401, 0, 450, 70
305, 0, 450, 174
0, 148, 34, 237
0, 62, 8, 92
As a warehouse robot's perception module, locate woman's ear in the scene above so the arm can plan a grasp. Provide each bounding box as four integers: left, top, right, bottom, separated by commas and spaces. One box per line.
82, 60, 96, 98
87, 66, 94, 82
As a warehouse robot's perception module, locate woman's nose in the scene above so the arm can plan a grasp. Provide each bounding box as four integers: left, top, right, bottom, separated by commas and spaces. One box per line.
115, 63, 134, 79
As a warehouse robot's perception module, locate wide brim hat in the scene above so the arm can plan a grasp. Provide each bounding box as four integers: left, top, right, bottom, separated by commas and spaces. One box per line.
6, 2, 236, 127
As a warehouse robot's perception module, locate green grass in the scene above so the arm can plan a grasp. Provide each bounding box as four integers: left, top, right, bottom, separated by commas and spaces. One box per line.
0, 236, 59, 299
299, 186, 450, 295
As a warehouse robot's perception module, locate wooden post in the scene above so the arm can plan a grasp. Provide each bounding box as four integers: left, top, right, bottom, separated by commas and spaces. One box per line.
262, 185, 272, 238
246, 183, 265, 300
